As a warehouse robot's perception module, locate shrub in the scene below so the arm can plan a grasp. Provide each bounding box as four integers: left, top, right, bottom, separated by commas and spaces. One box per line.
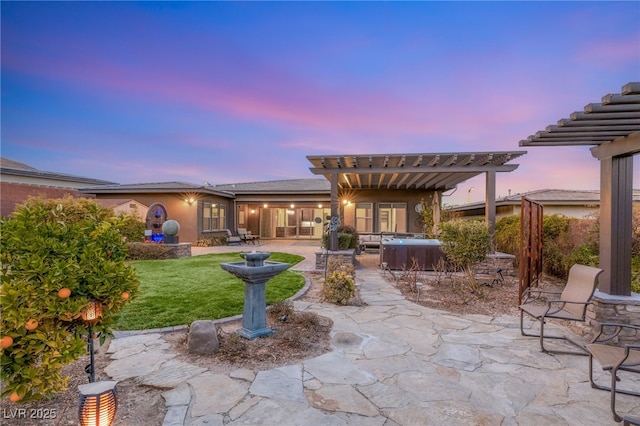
322, 232, 354, 250
495, 215, 520, 261
196, 235, 226, 247
439, 220, 491, 288
113, 212, 145, 243
0, 196, 138, 402
323, 270, 356, 305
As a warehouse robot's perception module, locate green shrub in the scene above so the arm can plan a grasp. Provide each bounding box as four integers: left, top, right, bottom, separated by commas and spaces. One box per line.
113, 212, 145, 243
0, 196, 139, 402
323, 270, 356, 305
322, 232, 354, 250
439, 220, 491, 287
495, 215, 520, 260
126, 242, 174, 260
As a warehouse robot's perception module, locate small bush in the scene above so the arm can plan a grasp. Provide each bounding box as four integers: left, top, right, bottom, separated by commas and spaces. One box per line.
322, 232, 354, 250
439, 220, 491, 289
113, 212, 145, 243
323, 270, 356, 305
126, 242, 174, 260
196, 236, 225, 247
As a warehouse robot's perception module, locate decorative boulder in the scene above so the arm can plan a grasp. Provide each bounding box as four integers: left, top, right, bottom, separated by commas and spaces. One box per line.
162, 220, 180, 244
187, 320, 219, 355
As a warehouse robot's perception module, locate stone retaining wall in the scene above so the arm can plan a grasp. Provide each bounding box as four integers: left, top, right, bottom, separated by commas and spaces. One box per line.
165, 243, 192, 258
568, 291, 640, 345
315, 249, 356, 270
472, 252, 517, 277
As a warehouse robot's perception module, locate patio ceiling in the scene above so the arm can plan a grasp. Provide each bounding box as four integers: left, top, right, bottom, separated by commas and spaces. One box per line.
519, 82, 640, 154
306, 151, 526, 191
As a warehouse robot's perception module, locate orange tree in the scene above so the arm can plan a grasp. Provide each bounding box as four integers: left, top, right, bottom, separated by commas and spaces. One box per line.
0, 196, 139, 402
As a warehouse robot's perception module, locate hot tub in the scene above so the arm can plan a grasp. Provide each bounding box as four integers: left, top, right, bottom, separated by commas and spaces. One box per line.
380, 238, 445, 271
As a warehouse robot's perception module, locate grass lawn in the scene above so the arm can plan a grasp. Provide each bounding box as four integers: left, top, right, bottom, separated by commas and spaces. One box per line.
113, 252, 305, 330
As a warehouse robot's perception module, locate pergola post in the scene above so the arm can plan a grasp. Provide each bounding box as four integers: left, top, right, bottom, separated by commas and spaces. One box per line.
598, 154, 634, 295
485, 170, 497, 252
330, 173, 339, 251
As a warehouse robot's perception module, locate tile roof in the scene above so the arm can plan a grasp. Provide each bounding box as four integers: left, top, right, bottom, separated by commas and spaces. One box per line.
212, 178, 330, 194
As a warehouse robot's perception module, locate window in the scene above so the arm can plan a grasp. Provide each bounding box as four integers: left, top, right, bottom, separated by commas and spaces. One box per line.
355, 203, 373, 232
202, 202, 226, 231
377, 203, 407, 233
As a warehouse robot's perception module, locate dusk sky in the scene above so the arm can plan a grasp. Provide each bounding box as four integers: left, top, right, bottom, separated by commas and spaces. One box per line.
2, 2, 638, 206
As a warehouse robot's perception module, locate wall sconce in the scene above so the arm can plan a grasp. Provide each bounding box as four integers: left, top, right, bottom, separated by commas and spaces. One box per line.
250, 209, 256, 215
318, 204, 323, 209
263, 203, 268, 208
290, 204, 295, 209
79, 380, 117, 426
185, 197, 196, 206
82, 300, 103, 383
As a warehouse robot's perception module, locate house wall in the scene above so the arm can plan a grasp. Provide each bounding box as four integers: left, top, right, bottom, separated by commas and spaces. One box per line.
94, 193, 232, 243
341, 189, 437, 234
0, 181, 93, 217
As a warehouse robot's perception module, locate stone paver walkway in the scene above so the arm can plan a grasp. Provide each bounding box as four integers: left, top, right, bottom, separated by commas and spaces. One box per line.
106, 243, 640, 425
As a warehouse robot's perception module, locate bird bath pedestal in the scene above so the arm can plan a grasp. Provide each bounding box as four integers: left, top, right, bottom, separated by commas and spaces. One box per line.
220, 252, 290, 339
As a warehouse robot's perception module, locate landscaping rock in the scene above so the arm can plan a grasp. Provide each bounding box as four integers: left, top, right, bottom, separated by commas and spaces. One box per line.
188, 320, 219, 354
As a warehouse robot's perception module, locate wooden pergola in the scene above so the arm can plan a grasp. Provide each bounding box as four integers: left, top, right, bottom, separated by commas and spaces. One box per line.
520, 82, 640, 296
307, 151, 526, 249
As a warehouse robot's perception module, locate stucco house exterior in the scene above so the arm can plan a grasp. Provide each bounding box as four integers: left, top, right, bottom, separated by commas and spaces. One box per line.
449, 189, 640, 221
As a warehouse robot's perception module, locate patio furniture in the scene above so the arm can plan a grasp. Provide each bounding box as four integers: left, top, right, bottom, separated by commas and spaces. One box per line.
226, 229, 242, 246
624, 417, 640, 426
238, 228, 258, 244
519, 264, 603, 355
586, 323, 640, 422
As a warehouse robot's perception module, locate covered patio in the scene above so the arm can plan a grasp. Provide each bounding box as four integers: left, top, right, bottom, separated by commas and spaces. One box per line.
307, 151, 526, 250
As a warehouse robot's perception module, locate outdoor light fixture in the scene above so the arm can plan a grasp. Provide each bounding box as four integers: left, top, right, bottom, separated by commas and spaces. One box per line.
81, 300, 102, 323
290, 204, 295, 208
263, 203, 268, 208
250, 209, 256, 214
318, 204, 323, 209
185, 197, 196, 205
78, 380, 117, 426
81, 300, 103, 383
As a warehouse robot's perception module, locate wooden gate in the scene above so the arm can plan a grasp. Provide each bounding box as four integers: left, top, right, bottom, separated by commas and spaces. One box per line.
519, 197, 543, 304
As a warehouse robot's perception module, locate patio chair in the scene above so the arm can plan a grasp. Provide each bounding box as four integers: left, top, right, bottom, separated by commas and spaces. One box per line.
226, 229, 242, 246
586, 323, 640, 422
519, 264, 603, 355
237, 228, 258, 244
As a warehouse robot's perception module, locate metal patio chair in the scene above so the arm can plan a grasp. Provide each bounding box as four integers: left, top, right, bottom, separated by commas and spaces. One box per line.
586, 323, 640, 422
519, 264, 603, 355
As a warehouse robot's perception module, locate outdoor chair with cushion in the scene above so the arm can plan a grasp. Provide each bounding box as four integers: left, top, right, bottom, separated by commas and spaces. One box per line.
237, 228, 258, 244
586, 323, 640, 422
519, 264, 603, 355
226, 229, 242, 246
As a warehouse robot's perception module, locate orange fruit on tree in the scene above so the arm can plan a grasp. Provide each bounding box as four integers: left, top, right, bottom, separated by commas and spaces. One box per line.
9, 392, 22, 402
58, 287, 71, 298
25, 319, 38, 331
0, 336, 13, 349
121, 291, 130, 300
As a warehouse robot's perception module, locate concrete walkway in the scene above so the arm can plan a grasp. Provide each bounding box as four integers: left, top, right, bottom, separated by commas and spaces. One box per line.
106, 242, 640, 425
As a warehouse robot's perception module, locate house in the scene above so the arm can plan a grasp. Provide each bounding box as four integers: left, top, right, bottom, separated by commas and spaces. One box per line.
2, 150, 527, 244
448, 189, 640, 221
0, 157, 115, 217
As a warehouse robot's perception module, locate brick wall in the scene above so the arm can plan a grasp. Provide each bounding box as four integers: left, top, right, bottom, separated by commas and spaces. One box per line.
1, 182, 93, 217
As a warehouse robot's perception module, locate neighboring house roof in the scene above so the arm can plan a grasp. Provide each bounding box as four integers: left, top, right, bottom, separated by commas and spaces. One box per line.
94, 198, 148, 209
212, 178, 330, 194
80, 181, 235, 198
0, 157, 116, 187
448, 188, 640, 212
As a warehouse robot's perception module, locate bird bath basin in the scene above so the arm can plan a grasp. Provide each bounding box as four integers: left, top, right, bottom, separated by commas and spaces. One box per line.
220, 252, 290, 339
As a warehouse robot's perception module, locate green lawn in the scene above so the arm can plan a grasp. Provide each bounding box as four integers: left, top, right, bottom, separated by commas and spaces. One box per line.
113, 252, 305, 330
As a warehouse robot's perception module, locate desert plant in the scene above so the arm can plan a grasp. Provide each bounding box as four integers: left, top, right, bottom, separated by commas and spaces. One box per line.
439, 220, 491, 289
0, 196, 139, 402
